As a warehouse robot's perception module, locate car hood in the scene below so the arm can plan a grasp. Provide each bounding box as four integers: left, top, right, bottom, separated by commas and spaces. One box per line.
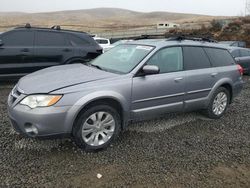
17, 64, 118, 94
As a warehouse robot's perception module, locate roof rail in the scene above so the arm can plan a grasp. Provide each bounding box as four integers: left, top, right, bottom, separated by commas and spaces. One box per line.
167, 35, 217, 43
51, 25, 61, 30
25, 23, 31, 28
14, 25, 89, 34
134, 34, 165, 40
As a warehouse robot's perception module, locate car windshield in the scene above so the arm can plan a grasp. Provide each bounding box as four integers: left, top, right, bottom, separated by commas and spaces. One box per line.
90, 44, 154, 74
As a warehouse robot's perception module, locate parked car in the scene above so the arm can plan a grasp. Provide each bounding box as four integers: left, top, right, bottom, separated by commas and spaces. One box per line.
93, 37, 111, 52
0, 24, 102, 79
228, 47, 250, 75
103, 40, 134, 52
8, 37, 244, 151
219, 41, 246, 48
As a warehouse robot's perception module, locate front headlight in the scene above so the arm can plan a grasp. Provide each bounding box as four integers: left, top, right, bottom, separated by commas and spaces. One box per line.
20, 95, 62, 109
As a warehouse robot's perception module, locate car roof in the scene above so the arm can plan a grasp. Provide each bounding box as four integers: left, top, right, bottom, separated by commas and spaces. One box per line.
127, 39, 229, 50
94, 37, 109, 40
225, 46, 250, 51
13, 27, 89, 36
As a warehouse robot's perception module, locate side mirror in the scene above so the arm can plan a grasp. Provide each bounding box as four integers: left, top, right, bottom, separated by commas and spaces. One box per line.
142, 65, 160, 75
0, 39, 3, 46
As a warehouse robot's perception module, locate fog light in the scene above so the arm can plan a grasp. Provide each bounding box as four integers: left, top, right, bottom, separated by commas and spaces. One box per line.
24, 123, 38, 136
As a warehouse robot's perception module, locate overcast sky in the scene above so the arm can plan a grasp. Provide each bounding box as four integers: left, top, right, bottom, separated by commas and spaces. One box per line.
0, 0, 247, 16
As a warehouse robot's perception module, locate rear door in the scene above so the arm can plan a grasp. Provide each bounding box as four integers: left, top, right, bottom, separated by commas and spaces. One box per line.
183, 46, 217, 110
0, 30, 34, 76
33, 30, 74, 71
204, 47, 239, 81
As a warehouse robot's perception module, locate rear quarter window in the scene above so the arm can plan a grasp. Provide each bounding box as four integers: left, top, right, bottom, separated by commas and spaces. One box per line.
204, 48, 235, 67
96, 39, 109, 44
67, 34, 90, 46
183, 46, 211, 70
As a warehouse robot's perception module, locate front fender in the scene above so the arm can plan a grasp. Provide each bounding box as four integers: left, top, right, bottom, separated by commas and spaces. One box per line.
64, 91, 130, 133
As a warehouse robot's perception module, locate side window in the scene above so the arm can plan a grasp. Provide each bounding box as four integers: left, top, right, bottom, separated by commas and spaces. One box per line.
147, 47, 183, 73
231, 49, 241, 58
204, 48, 235, 67
183, 47, 211, 70
239, 42, 246, 48
240, 49, 250, 57
2, 31, 34, 46
96, 39, 109, 44
68, 34, 90, 46
231, 42, 238, 47
36, 31, 66, 46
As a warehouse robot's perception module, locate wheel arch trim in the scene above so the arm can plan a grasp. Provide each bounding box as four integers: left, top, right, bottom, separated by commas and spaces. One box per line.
65, 91, 130, 133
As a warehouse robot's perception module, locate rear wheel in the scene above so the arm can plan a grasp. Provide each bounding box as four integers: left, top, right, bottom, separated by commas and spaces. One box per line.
205, 87, 230, 119
72, 104, 121, 151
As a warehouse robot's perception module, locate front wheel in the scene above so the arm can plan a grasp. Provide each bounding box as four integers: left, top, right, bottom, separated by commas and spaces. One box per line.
72, 104, 121, 151
205, 87, 230, 119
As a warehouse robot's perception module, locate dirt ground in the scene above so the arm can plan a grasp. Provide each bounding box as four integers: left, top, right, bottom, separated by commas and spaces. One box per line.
1, 77, 250, 188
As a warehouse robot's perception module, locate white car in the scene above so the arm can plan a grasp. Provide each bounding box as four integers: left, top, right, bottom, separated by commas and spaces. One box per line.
103, 40, 134, 52
94, 37, 111, 52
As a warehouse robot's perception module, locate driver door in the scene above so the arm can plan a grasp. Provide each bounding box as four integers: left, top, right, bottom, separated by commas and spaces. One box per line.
131, 47, 186, 119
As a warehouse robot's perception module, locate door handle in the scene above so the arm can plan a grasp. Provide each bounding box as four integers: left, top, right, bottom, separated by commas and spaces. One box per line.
174, 77, 183, 82
211, 73, 218, 77
63, 48, 72, 52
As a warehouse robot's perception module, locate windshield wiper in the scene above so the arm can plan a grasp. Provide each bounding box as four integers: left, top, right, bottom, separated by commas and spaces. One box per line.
88, 63, 103, 70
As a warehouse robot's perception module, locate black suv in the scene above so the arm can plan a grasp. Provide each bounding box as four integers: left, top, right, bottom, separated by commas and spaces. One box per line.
0, 24, 102, 79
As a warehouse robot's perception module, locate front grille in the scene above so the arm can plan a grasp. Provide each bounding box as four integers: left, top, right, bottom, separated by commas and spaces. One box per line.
10, 86, 22, 104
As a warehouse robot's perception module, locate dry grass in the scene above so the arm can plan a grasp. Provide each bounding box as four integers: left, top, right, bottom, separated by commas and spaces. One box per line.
0, 8, 226, 32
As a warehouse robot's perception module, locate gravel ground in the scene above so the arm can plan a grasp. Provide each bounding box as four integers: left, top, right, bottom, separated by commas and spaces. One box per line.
1, 77, 250, 188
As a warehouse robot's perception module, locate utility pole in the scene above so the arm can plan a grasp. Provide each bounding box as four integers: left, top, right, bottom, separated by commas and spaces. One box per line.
245, 0, 250, 16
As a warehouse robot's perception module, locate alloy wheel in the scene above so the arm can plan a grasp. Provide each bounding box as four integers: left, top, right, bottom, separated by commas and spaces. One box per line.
81, 111, 115, 146
212, 92, 228, 116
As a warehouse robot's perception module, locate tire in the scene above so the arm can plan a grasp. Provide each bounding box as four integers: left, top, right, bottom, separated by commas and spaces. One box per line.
204, 87, 230, 119
72, 104, 121, 151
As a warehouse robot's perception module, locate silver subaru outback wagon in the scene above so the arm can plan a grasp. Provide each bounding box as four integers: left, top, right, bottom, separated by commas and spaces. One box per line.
7, 38, 244, 151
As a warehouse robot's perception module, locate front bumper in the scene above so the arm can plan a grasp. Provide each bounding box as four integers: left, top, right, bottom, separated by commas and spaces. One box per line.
8, 100, 73, 138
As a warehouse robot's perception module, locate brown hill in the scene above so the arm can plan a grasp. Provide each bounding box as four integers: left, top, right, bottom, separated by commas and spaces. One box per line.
0, 8, 225, 32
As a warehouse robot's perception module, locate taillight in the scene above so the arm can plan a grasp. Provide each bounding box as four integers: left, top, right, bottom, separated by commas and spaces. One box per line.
237, 64, 243, 76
